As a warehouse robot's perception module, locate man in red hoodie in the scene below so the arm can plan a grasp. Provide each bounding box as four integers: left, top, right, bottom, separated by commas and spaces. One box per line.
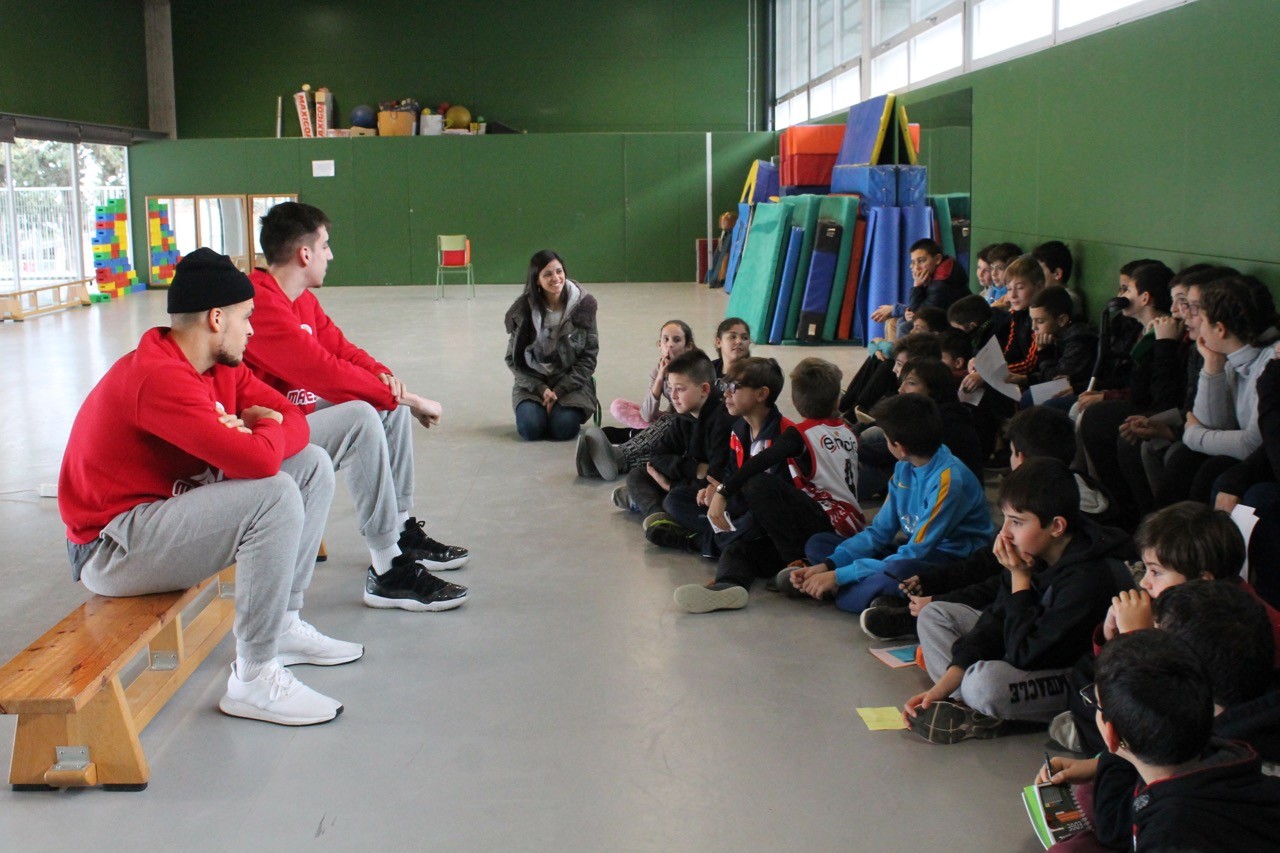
244, 202, 469, 613
59, 249, 358, 726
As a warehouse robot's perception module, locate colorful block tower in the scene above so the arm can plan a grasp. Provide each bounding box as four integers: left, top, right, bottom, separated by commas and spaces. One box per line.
91, 198, 142, 299
148, 199, 181, 286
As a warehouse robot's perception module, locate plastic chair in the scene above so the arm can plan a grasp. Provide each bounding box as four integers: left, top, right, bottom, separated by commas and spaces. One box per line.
436, 235, 474, 299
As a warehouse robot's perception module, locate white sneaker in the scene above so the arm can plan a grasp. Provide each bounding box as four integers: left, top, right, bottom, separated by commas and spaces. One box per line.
218, 661, 343, 726
277, 618, 364, 666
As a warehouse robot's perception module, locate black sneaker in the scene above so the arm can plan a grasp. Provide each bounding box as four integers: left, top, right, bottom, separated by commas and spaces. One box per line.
860, 605, 917, 641
644, 518, 700, 552
906, 700, 1006, 745
399, 517, 469, 570
363, 555, 468, 612
868, 595, 904, 609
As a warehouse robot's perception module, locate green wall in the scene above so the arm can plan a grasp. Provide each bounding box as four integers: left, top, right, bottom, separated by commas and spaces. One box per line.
0, 0, 149, 127
171, 0, 767, 137
128, 132, 775, 284
902, 0, 1280, 311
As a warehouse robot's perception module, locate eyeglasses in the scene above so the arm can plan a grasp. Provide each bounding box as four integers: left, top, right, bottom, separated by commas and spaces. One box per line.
717, 378, 754, 394
1079, 682, 1098, 711
1184, 302, 1202, 316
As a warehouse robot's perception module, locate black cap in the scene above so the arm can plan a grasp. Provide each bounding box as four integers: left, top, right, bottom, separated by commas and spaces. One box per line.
167, 248, 255, 314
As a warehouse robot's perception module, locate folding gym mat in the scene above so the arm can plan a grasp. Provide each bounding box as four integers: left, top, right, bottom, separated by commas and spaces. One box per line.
836, 217, 869, 340
725, 203, 793, 344
722, 202, 753, 295
769, 226, 806, 344
856, 206, 902, 343
776, 194, 823, 340
835, 94, 895, 167
816, 195, 862, 341
797, 219, 842, 342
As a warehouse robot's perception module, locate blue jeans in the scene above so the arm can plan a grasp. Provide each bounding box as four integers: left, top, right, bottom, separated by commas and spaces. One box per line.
515, 400, 586, 441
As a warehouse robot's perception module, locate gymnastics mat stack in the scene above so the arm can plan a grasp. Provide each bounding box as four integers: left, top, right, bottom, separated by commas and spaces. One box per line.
740, 160, 780, 204
779, 124, 845, 195
796, 195, 861, 342
725, 203, 793, 343
773, 194, 823, 341
854, 206, 933, 343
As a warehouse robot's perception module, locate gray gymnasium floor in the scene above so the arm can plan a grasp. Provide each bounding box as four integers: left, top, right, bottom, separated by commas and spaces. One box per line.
0, 282, 1045, 851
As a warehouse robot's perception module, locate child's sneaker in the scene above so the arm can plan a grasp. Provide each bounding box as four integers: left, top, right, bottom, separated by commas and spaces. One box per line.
673, 582, 748, 613
276, 617, 364, 666
399, 517, 469, 570
575, 432, 599, 478
771, 564, 807, 598
859, 604, 917, 641
218, 660, 342, 726
612, 485, 634, 511
645, 518, 700, 552
363, 553, 468, 612
642, 511, 674, 531
583, 427, 623, 481
1049, 711, 1083, 753
906, 700, 1006, 745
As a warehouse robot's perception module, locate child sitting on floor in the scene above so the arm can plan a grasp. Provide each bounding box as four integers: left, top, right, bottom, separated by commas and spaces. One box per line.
608, 319, 695, 430
781, 394, 993, 615
903, 458, 1133, 744
672, 358, 864, 614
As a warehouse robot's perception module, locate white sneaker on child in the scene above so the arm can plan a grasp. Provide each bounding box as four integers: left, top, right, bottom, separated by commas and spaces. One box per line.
218, 660, 343, 726
276, 618, 364, 666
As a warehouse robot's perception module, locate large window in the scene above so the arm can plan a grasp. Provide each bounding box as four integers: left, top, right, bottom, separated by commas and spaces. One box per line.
0, 139, 130, 293
775, 0, 1195, 128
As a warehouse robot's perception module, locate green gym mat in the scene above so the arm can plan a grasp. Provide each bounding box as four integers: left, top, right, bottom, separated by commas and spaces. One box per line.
776, 194, 823, 340
816, 195, 862, 340
725, 203, 794, 344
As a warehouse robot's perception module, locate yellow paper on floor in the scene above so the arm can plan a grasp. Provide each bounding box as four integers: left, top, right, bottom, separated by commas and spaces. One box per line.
857, 706, 907, 731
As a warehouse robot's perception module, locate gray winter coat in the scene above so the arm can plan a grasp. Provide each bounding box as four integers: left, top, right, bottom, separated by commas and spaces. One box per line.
504, 285, 599, 416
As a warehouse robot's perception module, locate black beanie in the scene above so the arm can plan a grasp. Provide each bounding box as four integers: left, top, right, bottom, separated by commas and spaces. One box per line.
167, 248, 255, 314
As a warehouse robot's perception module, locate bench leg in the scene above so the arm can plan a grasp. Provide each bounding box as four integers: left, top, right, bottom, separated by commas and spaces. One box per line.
9, 676, 149, 791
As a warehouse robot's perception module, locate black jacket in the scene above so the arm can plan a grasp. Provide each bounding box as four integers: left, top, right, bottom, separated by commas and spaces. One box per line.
938, 401, 984, 482
685, 386, 735, 484
948, 520, 1136, 671
1092, 739, 1280, 851
1032, 321, 1098, 393
647, 411, 698, 483
907, 257, 970, 313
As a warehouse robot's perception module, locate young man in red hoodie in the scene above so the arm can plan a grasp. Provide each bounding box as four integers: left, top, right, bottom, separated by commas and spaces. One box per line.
243, 202, 468, 612
59, 249, 356, 726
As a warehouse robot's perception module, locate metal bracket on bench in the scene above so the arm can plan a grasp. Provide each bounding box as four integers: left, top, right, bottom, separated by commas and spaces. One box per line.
149, 651, 178, 671
52, 746, 90, 773
219, 582, 235, 598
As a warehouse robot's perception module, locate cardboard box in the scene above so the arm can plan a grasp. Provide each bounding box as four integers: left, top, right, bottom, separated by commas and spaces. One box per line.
350, 127, 377, 137
293, 90, 314, 138
314, 89, 333, 137
377, 111, 416, 136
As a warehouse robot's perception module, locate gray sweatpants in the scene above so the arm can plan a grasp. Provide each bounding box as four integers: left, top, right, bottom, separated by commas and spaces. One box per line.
918, 600, 1073, 723
309, 400, 414, 550
77, 445, 335, 662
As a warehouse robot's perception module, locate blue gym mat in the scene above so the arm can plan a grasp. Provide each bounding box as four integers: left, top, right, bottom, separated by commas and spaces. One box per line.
817, 195, 862, 341
722, 202, 752, 295
835, 94, 894, 167
831, 165, 898, 205
776, 194, 823, 340
897, 166, 927, 207
769, 226, 806, 344
797, 220, 841, 342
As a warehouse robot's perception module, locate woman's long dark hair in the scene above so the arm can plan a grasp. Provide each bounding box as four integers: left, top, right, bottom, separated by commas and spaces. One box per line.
525, 249, 567, 314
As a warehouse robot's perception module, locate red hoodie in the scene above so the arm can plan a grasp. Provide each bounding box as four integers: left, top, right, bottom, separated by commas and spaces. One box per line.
59, 328, 310, 544
242, 269, 396, 414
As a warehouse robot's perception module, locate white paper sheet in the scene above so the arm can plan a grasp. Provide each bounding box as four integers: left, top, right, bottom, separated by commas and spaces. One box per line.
1230, 503, 1260, 579
972, 337, 1023, 401
1029, 378, 1072, 406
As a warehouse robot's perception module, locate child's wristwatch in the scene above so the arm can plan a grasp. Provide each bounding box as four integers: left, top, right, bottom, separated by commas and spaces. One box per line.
715, 483, 726, 495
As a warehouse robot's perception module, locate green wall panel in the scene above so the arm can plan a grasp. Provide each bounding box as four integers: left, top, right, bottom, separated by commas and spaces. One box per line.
170, 0, 765, 138
0, 0, 149, 128
129, 132, 776, 285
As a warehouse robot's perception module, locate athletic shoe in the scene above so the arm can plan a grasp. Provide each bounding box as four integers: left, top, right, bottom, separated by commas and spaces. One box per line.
218, 660, 343, 726
645, 518, 700, 552
612, 485, 635, 511
276, 618, 364, 667
673, 583, 748, 613
859, 605, 917, 641
906, 700, 1006, 745
363, 555, 468, 612
1049, 711, 1083, 753
642, 511, 676, 532
772, 565, 807, 598
868, 595, 904, 609
575, 432, 599, 478
583, 427, 622, 481
399, 517, 470, 570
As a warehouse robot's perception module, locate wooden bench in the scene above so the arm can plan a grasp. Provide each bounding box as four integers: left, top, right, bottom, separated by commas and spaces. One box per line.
0, 566, 236, 791
0, 278, 93, 322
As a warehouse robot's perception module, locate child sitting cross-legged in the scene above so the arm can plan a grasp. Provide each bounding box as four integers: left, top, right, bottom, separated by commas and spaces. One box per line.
672, 358, 864, 613
612, 349, 732, 528
903, 457, 1134, 744
780, 393, 993, 615
1041, 628, 1280, 852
